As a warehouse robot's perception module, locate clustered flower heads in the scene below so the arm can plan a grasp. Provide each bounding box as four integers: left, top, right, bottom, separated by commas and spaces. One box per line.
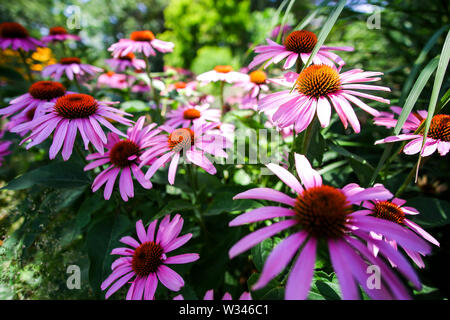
0, 17, 445, 302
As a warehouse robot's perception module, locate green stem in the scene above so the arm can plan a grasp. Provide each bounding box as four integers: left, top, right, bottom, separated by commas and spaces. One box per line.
395, 164, 417, 198
18, 49, 33, 83
219, 81, 226, 117
73, 77, 83, 92
74, 140, 87, 164
301, 116, 318, 157
143, 55, 160, 109
295, 57, 303, 74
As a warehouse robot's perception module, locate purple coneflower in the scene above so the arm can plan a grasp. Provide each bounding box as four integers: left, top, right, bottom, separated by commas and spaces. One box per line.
101, 216, 199, 300
234, 70, 270, 99
0, 22, 44, 51
84, 116, 166, 201
105, 52, 146, 72
259, 64, 390, 133
10, 93, 133, 160
249, 30, 353, 70
361, 197, 439, 268
140, 122, 229, 184
375, 112, 450, 156
42, 57, 103, 81
165, 104, 221, 128
197, 65, 248, 84
97, 71, 130, 90
229, 153, 431, 300
174, 290, 251, 300
41, 26, 81, 43
0, 81, 68, 123
373, 106, 426, 133
108, 31, 174, 58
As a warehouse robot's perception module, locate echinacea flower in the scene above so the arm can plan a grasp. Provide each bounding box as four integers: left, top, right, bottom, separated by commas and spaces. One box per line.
97, 71, 130, 90
373, 106, 426, 133
361, 197, 439, 268
84, 116, 165, 201
259, 64, 390, 133
197, 65, 248, 84
41, 26, 81, 43
140, 122, 229, 184
101, 216, 199, 300
105, 52, 146, 72
42, 57, 103, 81
229, 153, 431, 300
0, 81, 68, 121
0, 22, 44, 51
249, 30, 353, 70
234, 70, 270, 99
11, 93, 133, 160
174, 290, 251, 300
0, 131, 12, 166
164, 104, 221, 128
108, 31, 174, 58
375, 112, 450, 156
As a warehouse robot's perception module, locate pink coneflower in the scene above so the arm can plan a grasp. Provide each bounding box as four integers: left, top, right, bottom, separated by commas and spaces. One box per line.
97, 71, 130, 90
361, 197, 439, 269
101, 216, 199, 300
108, 31, 174, 58
373, 106, 426, 133
165, 104, 221, 128
105, 52, 146, 72
42, 57, 103, 81
259, 64, 390, 133
249, 30, 353, 70
229, 153, 431, 300
84, 116, 165, 201
270, 24, 292, 40
41, 26, 81, 43
164, 81, 197, 97
0, 81, 68, 121
4, 108, 40, 137
234, 70, 270, 99
0, 131, 12, 166
174, 290, 251, 300
197, 65, 248, 84
140, 122, 229, 184
0, 22, 44, 51
10, 93, 133, 160
375, 113, 450, 156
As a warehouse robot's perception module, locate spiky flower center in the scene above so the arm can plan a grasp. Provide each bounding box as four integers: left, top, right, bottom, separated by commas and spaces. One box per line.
296, 64, 341, 98
294, 185, 351, 238
214, 65, 233, 73
284, 30, 317, 54
168, 128, 195, 152
130, 30, 155, 42
174, 81, 187, 89
119, 52, 135, 61
59, 57, 81, 65
54, 94, 98, 119
131, 241, 164, 276
49, 26, 68, 35
422, 115, 450, 142
28, 81, 66, 101
0, 22, 29, 39
372, 201, 405, 224
249, 70, 267, 84
109, 140, 140, 168
183, 108, 201, 120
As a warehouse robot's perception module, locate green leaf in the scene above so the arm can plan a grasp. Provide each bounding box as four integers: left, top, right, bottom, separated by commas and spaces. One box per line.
3, 160, 90, 190
251, 238, 274, 272
121, 100, 150, 112
87, 214, 131, 296
153, 199, 196, 221
405, 197, 450, 228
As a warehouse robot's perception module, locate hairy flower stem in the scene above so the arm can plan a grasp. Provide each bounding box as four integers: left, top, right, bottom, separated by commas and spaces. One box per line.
18, 49, 33, 83
296, 57, 303, 74
395, 157, 428, 197
301, 116, 318, 158
73, 77, 83, 92
143, 55, 160, 110
186, 164, 208, 237
220, 81, 225, 117
74, 140, 87, 164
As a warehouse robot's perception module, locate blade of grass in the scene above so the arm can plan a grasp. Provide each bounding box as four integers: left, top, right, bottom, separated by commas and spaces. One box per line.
292, 0, 331, 31
399, 25, 449, 106
277, 0, 296, 43
415, 30, 450, 180
368, 56, 439, 186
